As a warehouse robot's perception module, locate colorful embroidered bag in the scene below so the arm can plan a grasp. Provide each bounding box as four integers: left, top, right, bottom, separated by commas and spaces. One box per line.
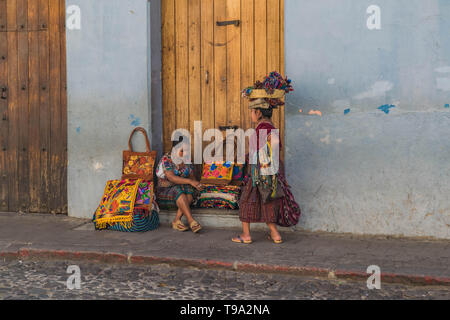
93, 179, 141, 229
200, 161, 234, 186
135, 181, 154, 207
93, 179, 160, 232
277, 177, 301, 227
122, 127, 157, 181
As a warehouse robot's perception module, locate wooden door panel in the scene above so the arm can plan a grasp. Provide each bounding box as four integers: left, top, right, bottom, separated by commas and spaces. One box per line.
0, 0, 67, 213
49, 0, 62, 213
213, 0, 227, 131
28, 30, 41, 212
200, 0, 215, 141
161, 0, 176, 152
0, 5, 7, 211
267, 0, 280, 130
17, 26, 30, 212
0, 0, 6, 31
225, 0, 241, 129
162, 0, 285, 154
188, 0, 201, 137
39, 28, 50, 213
6, 31, 19, 211
175, 0, 189, 132
27, 0, 41, 214
240, 0, 254, 135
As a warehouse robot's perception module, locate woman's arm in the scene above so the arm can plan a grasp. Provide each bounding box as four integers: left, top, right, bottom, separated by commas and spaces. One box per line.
165, 170, 194, 186
165, 171, 204, 191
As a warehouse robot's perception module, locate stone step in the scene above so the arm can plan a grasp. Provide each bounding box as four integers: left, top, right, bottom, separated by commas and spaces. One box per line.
158, 208, 297, 232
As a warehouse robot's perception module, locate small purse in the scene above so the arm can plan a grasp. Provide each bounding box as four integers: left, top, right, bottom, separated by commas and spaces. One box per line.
256, 174, 284, 204
254, 143, 284, 203
122, 127, 157, 181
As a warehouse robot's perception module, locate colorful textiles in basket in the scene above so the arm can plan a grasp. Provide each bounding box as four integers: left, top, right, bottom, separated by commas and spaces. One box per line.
241, 71, 293, 108
241, 72, 293, 96
93, 179, 141, 229
196, 185, 241, 210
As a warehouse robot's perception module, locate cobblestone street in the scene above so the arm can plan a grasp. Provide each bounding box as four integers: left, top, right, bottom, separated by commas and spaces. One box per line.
0, 259, 448, 300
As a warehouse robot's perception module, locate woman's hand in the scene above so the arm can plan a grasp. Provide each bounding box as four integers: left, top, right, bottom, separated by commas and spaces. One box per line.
190, 180, 204, 191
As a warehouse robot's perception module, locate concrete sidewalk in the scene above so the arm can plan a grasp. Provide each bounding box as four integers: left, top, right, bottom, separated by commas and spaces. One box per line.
0, 212, 449, 286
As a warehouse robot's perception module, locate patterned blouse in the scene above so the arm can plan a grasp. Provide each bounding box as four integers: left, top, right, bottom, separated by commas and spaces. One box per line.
156, 153, 194, 188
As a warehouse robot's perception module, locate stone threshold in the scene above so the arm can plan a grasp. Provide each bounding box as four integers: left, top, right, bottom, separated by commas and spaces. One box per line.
158, 208, 297, 232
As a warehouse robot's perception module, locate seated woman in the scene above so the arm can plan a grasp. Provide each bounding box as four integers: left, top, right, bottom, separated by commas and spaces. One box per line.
155, 138, 204, 233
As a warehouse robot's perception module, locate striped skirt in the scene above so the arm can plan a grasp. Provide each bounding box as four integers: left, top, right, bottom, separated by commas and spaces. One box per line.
156, 184, 195, 210
238, 166, 281, 224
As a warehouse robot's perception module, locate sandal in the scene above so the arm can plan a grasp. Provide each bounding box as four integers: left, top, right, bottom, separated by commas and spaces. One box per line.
172, 220, 189, 232
231, 235, 253, 244
268, 234, 283, 244
189, 220, 202, 233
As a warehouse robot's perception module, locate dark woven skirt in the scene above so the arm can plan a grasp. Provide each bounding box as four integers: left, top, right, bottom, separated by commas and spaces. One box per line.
239, 167, 281, 224
156, 184, 195, 210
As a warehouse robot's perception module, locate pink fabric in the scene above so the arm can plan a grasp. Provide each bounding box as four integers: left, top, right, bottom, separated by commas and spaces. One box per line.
249, 122, 282, 159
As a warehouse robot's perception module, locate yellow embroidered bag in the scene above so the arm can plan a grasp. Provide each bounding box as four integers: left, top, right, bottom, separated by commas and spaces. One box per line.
93, 179, 141, 230
200, 161, 234, 186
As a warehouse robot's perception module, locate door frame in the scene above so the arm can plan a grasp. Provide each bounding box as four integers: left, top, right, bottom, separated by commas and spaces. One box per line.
149, 0, 164, 161
156, 0, 285, 161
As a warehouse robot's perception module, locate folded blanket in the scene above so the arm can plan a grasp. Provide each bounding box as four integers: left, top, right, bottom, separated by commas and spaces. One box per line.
196, 185, 241, 210
196, 198, 239, 210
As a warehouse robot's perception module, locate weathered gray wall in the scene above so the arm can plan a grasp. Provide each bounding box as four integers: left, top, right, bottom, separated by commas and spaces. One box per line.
67, 0, 151, 219
285, 0, 450, 238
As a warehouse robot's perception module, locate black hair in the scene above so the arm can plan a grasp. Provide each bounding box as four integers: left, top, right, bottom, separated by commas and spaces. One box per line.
257, 107, 273, 119
172, 136, 184, 148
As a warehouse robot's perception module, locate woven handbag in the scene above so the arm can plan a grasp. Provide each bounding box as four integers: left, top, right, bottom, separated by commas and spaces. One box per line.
122, 127, 157, 181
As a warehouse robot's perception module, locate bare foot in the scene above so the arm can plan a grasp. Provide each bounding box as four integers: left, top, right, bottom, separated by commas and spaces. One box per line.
269, 230, 282, 242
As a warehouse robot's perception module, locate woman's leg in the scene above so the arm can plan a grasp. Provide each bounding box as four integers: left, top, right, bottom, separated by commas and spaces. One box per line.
232, 222, 252, 242
173, 208, 184, 223
176, 193, 195, 225
174, 194, 193, 222
242, 222, 251, 239
266, 223, 282, 241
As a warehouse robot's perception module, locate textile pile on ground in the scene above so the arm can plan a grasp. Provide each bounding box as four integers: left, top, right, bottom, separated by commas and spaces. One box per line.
92, 127, 160, 232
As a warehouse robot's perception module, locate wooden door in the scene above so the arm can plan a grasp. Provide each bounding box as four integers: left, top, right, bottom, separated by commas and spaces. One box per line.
161, 0, 285, 154
0, 0, 67, 214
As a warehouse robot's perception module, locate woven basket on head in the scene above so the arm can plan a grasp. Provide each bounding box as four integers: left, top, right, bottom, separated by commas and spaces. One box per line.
248, 89, 285, 99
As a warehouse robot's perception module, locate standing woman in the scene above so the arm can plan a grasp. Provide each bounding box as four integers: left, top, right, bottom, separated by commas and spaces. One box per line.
232, 98, 301, 244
